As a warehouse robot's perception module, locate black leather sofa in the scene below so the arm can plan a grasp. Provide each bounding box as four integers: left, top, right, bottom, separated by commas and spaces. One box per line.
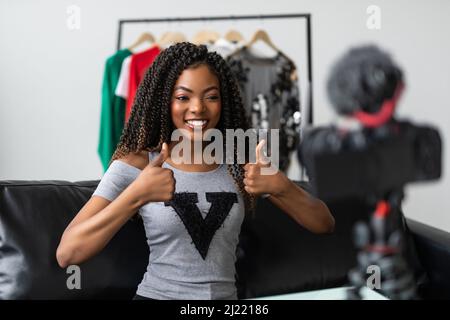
1, 179, 449, 300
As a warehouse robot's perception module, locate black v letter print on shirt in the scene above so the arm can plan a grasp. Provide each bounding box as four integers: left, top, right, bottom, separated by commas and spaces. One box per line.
165, 192, 238, 260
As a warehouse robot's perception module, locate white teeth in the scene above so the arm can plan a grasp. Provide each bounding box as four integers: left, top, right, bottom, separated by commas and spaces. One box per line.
186, 120, 207, 127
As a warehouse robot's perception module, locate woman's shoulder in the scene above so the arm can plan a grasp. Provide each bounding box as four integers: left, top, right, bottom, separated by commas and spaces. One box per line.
117, 150, 149, 170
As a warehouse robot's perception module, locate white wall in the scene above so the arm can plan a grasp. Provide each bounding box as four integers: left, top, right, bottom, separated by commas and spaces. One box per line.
1, 0, 449, 231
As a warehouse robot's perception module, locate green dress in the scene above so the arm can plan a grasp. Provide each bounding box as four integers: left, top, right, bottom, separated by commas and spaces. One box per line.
98, 49, 132, 172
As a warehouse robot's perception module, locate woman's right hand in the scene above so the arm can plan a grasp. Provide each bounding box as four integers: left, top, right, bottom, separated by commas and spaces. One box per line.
131, 143, 175, 205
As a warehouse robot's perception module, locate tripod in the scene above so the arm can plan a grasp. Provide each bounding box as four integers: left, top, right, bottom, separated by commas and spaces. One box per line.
346, 190, 417, 300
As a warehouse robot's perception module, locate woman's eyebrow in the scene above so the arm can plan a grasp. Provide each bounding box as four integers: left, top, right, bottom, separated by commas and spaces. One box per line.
174, 85, 193, 93
173, 85, 219, 93
203, 86, 219, 93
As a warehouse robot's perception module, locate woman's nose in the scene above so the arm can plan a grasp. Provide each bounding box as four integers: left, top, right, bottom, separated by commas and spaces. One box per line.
189, 99, 206, 114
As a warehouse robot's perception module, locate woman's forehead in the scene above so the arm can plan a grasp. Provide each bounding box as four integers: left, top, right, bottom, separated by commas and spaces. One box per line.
175, 65, 220, 90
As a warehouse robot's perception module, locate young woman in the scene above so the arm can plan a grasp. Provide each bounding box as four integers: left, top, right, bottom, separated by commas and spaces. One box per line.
56, 42, 334, 300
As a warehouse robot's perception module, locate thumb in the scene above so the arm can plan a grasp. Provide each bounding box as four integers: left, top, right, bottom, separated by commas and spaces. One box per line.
150, 142, 169, 167
256, 139, 270, 165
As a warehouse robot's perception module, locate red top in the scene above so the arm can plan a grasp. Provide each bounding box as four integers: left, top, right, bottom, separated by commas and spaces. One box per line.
126, 46, 161, 122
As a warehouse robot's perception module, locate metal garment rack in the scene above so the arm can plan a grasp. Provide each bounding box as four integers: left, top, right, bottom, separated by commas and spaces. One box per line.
116, 13, 314, 125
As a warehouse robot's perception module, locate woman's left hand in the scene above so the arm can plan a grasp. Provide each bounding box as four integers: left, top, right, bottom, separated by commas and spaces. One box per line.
243, 140, 291, 197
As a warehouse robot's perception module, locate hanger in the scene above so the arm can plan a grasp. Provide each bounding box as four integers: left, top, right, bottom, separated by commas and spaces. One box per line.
192, 30, 221, 45
127, 32, 155, 51
157, 31, 187, 47
224, 29, 244, 44
246, 29, 280, 52
245, 28, 297, 72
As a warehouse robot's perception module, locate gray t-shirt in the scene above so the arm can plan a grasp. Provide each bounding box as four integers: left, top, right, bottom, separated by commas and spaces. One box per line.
92, 151, 245, 300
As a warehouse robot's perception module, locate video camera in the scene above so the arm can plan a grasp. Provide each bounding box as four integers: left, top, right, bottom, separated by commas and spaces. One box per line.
298, 45, 442, 201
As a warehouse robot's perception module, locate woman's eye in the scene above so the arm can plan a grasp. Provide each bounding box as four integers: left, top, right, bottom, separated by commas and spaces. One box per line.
207, 95, 219, 101
176, 96, 189, 101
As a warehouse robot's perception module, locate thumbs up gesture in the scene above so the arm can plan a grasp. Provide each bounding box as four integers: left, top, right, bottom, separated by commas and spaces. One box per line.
243, 140, 290, 197
132, 142, 175, 204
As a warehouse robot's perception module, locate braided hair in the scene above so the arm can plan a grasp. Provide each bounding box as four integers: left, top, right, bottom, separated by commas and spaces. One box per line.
111, 42, 256, 215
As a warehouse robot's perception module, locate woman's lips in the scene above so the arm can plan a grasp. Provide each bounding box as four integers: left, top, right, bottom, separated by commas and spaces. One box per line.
184, 120, 209, 130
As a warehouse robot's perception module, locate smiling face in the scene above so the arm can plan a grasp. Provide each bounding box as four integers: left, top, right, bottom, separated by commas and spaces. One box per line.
170, 64, 222, 141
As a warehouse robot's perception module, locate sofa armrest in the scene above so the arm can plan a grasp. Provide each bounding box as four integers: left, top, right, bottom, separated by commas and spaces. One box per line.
406, 218, 450, 299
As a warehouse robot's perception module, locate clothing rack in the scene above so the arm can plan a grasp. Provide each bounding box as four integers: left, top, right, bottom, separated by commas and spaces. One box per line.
116, 13, 314, 125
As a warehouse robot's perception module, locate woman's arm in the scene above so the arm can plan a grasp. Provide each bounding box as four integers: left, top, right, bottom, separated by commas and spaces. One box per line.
243, 140, 335, 234
56, 144, 173, 268
266, 175, 334, 234
56, 183, 145, 268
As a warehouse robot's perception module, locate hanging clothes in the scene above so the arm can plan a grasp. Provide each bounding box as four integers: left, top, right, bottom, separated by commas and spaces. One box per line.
226, 47, 301, 172
125, 45, 161, 122
208, 38, 244, 58
98, 48, 132, 172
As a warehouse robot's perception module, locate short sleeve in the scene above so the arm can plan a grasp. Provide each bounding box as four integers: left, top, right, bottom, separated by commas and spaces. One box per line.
92, 160, 141, 202
115, 56, 132, 98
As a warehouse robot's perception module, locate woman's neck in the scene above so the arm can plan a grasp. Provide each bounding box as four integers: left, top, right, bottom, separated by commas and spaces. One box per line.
166, 140, 220, 172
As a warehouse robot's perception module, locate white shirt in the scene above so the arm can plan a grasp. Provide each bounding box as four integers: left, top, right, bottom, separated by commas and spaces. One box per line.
209, 38, 244, 58
115, 56, 132, 98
